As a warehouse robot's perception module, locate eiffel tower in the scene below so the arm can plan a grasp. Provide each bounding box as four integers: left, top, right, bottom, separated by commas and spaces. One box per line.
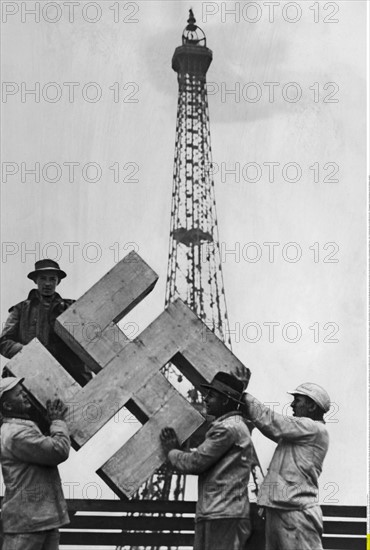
130, 11, 260, 550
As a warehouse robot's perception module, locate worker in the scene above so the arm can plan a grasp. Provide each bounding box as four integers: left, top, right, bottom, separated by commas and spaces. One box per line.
0, 376, 70, 549
0, 259, 92, 385
160, 371, 252, 550
241, 382, 330, 550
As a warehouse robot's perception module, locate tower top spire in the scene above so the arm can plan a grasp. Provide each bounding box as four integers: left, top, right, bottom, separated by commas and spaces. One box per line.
182, 8, 206, 47
188, 8, 196, 26
187, 8, 196, 30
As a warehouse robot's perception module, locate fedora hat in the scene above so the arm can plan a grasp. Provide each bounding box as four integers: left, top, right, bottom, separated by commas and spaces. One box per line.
27, 259, 66, 281
200, 371, 245, 404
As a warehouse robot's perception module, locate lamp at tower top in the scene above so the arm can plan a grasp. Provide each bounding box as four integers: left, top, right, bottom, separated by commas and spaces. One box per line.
182, 9, 206, 47
172, 9, 213, 77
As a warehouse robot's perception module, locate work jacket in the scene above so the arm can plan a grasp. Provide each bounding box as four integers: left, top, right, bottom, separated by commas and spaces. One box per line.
0, 289, 91, 385
168, 411, 252, 521
1, 417, 70, 533
244, 394, 329, 510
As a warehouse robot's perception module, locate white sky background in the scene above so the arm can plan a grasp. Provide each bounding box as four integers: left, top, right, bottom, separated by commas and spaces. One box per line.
0, 1, 367, 506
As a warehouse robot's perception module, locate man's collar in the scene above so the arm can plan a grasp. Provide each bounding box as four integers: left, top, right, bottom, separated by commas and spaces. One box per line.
27, 288, 62, 302
212, 410, 243, 424
2, 416, 35, 426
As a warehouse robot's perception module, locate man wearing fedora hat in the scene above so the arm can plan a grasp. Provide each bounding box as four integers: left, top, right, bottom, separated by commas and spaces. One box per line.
160, 371, 253, 550
241, 383, 331, 550
0, 259, 92, 386
0, 377, 70, 549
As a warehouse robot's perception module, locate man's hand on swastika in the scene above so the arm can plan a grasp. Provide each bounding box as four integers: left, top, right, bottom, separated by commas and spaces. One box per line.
233, 365, 251, 390
47, 398, 68, 422
160, 427, 181, 455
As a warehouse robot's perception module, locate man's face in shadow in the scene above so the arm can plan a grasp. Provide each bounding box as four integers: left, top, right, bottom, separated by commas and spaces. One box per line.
35, 271, 59, 298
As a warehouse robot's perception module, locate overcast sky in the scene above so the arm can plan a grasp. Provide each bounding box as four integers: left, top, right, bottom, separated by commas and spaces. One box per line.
1, 1, 367, 505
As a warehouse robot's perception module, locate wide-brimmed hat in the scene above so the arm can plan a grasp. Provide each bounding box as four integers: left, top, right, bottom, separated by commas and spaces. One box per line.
0, 377, 24, 400
27, 259, 66, 281
200, 371, 245, 404
288, 383, 331, 413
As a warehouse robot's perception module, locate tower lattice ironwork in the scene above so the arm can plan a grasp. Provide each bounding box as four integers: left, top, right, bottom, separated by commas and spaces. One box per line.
165, 10, 232, 346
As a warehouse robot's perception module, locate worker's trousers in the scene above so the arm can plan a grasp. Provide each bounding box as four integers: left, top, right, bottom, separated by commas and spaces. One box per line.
194, 517, 251, 550
265, 506, 324, 550
2, 528, 60, 550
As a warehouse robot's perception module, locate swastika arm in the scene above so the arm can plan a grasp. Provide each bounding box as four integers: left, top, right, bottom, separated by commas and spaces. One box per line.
55, 252, 158, 371
5, 339, 81, 407
98, 373, 205, 498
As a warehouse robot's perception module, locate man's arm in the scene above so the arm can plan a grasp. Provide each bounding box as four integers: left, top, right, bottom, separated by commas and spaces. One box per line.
162, 424, 235, 475
10, 422, 70, 466
0, 307, 23, 358
242, 393, 317, 441
10, 398, 70, 466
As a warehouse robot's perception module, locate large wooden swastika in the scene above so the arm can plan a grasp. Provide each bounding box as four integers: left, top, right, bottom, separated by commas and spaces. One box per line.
6, 252, 249, 498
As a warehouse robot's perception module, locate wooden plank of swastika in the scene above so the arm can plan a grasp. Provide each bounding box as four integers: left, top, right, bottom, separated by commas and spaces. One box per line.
56, 251, 158, 371
6, 340, 80, 407
7, 252, 249, 498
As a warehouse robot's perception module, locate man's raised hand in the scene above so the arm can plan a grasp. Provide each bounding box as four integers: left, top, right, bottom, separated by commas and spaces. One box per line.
46, 398, 68, 421
160, 427, 180, 455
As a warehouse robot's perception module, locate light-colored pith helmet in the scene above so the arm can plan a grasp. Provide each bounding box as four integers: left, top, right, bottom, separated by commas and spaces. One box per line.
288, 382, 331, 413
0, 377, 24, 400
